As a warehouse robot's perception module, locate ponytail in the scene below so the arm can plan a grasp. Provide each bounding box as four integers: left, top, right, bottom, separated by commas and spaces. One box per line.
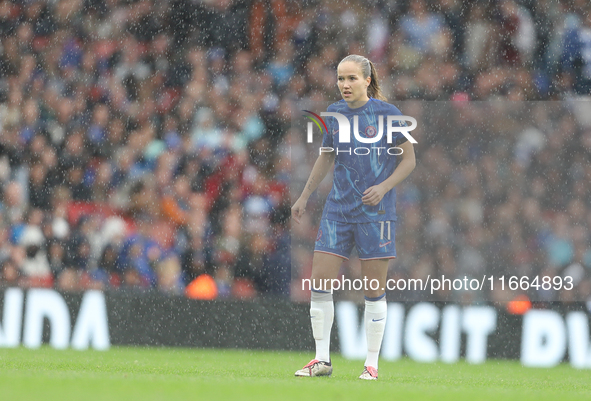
367, 60, 386, 101
338, 55, 387, 101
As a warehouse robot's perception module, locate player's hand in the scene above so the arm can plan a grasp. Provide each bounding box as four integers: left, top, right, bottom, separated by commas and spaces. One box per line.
291, 197, 307, 224
362, 184, 387, 206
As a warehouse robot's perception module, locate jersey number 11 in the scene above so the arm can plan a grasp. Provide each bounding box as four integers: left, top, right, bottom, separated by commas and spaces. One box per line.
379, 221, 391, 240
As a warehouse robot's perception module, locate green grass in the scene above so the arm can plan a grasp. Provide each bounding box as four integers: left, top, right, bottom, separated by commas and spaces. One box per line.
0, 347, 589, 401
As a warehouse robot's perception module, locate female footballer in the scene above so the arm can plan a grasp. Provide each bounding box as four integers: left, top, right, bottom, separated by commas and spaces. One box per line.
292, 55, 416, 380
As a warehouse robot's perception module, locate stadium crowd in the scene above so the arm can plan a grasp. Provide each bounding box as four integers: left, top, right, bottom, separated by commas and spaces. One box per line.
0, 0, 590, 302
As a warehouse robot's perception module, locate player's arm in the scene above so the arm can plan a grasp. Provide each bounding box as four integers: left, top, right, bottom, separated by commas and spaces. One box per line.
362, 140, 416, 206
291, 151, 336, 223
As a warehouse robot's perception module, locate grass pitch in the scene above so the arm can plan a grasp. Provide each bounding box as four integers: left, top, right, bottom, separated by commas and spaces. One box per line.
0, 347, 589, 401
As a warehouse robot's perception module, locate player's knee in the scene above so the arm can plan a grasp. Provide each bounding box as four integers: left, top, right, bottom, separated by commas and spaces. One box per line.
308, 275, 330, 292
363, 281, 385, 298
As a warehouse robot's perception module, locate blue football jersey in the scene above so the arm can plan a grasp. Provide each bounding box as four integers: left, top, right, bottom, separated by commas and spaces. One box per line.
321, 98, 408, 223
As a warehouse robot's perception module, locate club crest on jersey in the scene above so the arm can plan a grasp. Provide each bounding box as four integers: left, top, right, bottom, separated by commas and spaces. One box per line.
365, 125, 377, 138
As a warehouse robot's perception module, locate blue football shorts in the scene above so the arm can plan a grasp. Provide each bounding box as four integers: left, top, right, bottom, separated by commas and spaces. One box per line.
314, 219, 396, 260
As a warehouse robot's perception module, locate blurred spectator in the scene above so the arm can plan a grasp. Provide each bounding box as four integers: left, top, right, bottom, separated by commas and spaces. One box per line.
562, 5, 591, 94
19, 210, 52, 287
497, 0, 536, 66
399, 0, 446, 56
464, 2, 498, 73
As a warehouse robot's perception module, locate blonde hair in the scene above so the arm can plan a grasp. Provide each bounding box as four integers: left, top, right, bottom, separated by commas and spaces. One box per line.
338, 55, 387, 101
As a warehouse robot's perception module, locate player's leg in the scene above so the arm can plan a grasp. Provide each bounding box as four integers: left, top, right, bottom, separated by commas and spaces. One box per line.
296, 220, 352, 377
356, 221, 396, 380
360, 257, 389, 380
309, 251, 343, 361
295, 252, 343, 377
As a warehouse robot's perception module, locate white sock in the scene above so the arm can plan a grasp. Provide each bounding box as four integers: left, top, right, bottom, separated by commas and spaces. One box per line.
364, 294, 387, 369
310, 290, 334, 363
